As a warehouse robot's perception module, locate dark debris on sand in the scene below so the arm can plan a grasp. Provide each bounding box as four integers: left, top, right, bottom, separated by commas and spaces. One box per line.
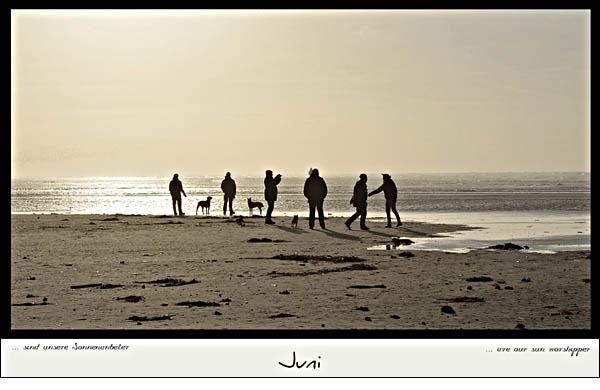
441, 305, 456, 315
116, 295, 145, 303
397, 251, 415, 258
100, 284, 123, 289
248, 238, 286, 243
224, 217, 250, 225
349, 284, 386, 289
391, 238, 415, 246
268, 263, 377, 277
447, 296, 485, 303
70, 283, 123, 289
70, 283, 103, 289
269, 313, 296, 318
272, 254, 366, 263
465, 276, 494, 282
134, 278, 198, 287
12, 301, 52, 306
488, 243, 525, 250
515, 323, 526, 329
176, 301, 220, 307
127, 315, 172, 322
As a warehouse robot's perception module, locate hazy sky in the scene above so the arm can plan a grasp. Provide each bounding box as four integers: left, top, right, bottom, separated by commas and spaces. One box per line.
11, 10, 590, 178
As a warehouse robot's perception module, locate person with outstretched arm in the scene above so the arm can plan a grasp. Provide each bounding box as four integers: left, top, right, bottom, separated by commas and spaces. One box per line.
303, 168, 328, 229
264, 170, 282, 225
345, 173, 369, 230
368, 173, 402, 227
169, 173, 187, 216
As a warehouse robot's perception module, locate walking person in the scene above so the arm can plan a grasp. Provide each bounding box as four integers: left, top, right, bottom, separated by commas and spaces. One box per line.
368, 173, 402, 227
345, 173, 369, 230
303, 168, 327, 229
169, 173, 187, 216
221, 172, 236, 216
264, 170, 282, 224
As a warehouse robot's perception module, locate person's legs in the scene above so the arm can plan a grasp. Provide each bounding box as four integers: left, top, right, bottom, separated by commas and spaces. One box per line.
308, 202, 316, 229
176, 198, 183, 215
266, 200, 275, 223
360, 206, 368, 229
223, 195, 228, 215
346, 208, 360, 228
385, 199, 392, 227
391, 201, 402, 225
172, 197, 178, 216
317, 201, 325, 228
228, 197, 234, 215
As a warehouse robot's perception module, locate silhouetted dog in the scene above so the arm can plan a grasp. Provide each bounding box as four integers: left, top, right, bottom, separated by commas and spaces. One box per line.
196, 196, 213, 215
291, 215, 299, 228
247, 198, 263, 216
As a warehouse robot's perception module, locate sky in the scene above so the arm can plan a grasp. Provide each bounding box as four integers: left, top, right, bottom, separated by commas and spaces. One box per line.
11, 10, 590, 178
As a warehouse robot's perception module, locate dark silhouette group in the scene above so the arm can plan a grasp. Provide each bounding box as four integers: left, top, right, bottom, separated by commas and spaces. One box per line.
168, 170, 403, 230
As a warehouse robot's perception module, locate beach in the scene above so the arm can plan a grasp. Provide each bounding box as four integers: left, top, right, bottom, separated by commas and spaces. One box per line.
10, 213, 591, 330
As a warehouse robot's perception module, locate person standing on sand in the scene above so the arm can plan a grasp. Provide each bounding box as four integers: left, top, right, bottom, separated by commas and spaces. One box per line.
221, 172, 236, 216
264, 170, 282, 225
169, 173, 187, 216
345, 173, 369, 230
303, 168, 328, 229
368, 173, 402, 227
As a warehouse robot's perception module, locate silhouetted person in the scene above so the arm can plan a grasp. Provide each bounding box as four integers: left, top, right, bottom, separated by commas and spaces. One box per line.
264, 170, 282, 224
221, 172, 236, 216
169, 173, 187, 216
369, 173, 402, 227
345, 173, 369, 230
303, 168, 328, 229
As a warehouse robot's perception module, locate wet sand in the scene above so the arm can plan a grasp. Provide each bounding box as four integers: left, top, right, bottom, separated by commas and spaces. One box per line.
10, 214, 591, 330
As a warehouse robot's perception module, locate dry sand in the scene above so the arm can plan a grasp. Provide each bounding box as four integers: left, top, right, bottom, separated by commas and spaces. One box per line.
10, 214, 591, 330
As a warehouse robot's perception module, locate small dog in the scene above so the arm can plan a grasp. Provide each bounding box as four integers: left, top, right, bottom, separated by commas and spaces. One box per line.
247, 198, 264, 216
196, 196, 213, 215
291, 215, 299, 228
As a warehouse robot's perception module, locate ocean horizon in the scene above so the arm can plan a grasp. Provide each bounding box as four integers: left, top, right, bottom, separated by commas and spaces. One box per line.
11, 171, 590, 215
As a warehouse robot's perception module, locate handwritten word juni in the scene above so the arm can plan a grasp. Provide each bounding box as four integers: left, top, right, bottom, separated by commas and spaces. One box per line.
278, 351, 322, 369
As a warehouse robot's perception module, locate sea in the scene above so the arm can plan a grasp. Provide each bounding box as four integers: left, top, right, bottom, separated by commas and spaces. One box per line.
11, 172, 590, 254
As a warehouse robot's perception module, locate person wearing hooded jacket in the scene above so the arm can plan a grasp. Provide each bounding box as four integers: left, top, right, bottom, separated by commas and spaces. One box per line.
345, 173, 369, 230
264, 170, 282, 224
368, 173, 402, 227
221, 172, 236, 216
303, 168, 328, 229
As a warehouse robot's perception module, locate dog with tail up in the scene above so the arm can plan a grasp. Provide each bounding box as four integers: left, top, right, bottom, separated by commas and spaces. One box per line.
247, 198, 264, 216
196, 196, 213, 215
